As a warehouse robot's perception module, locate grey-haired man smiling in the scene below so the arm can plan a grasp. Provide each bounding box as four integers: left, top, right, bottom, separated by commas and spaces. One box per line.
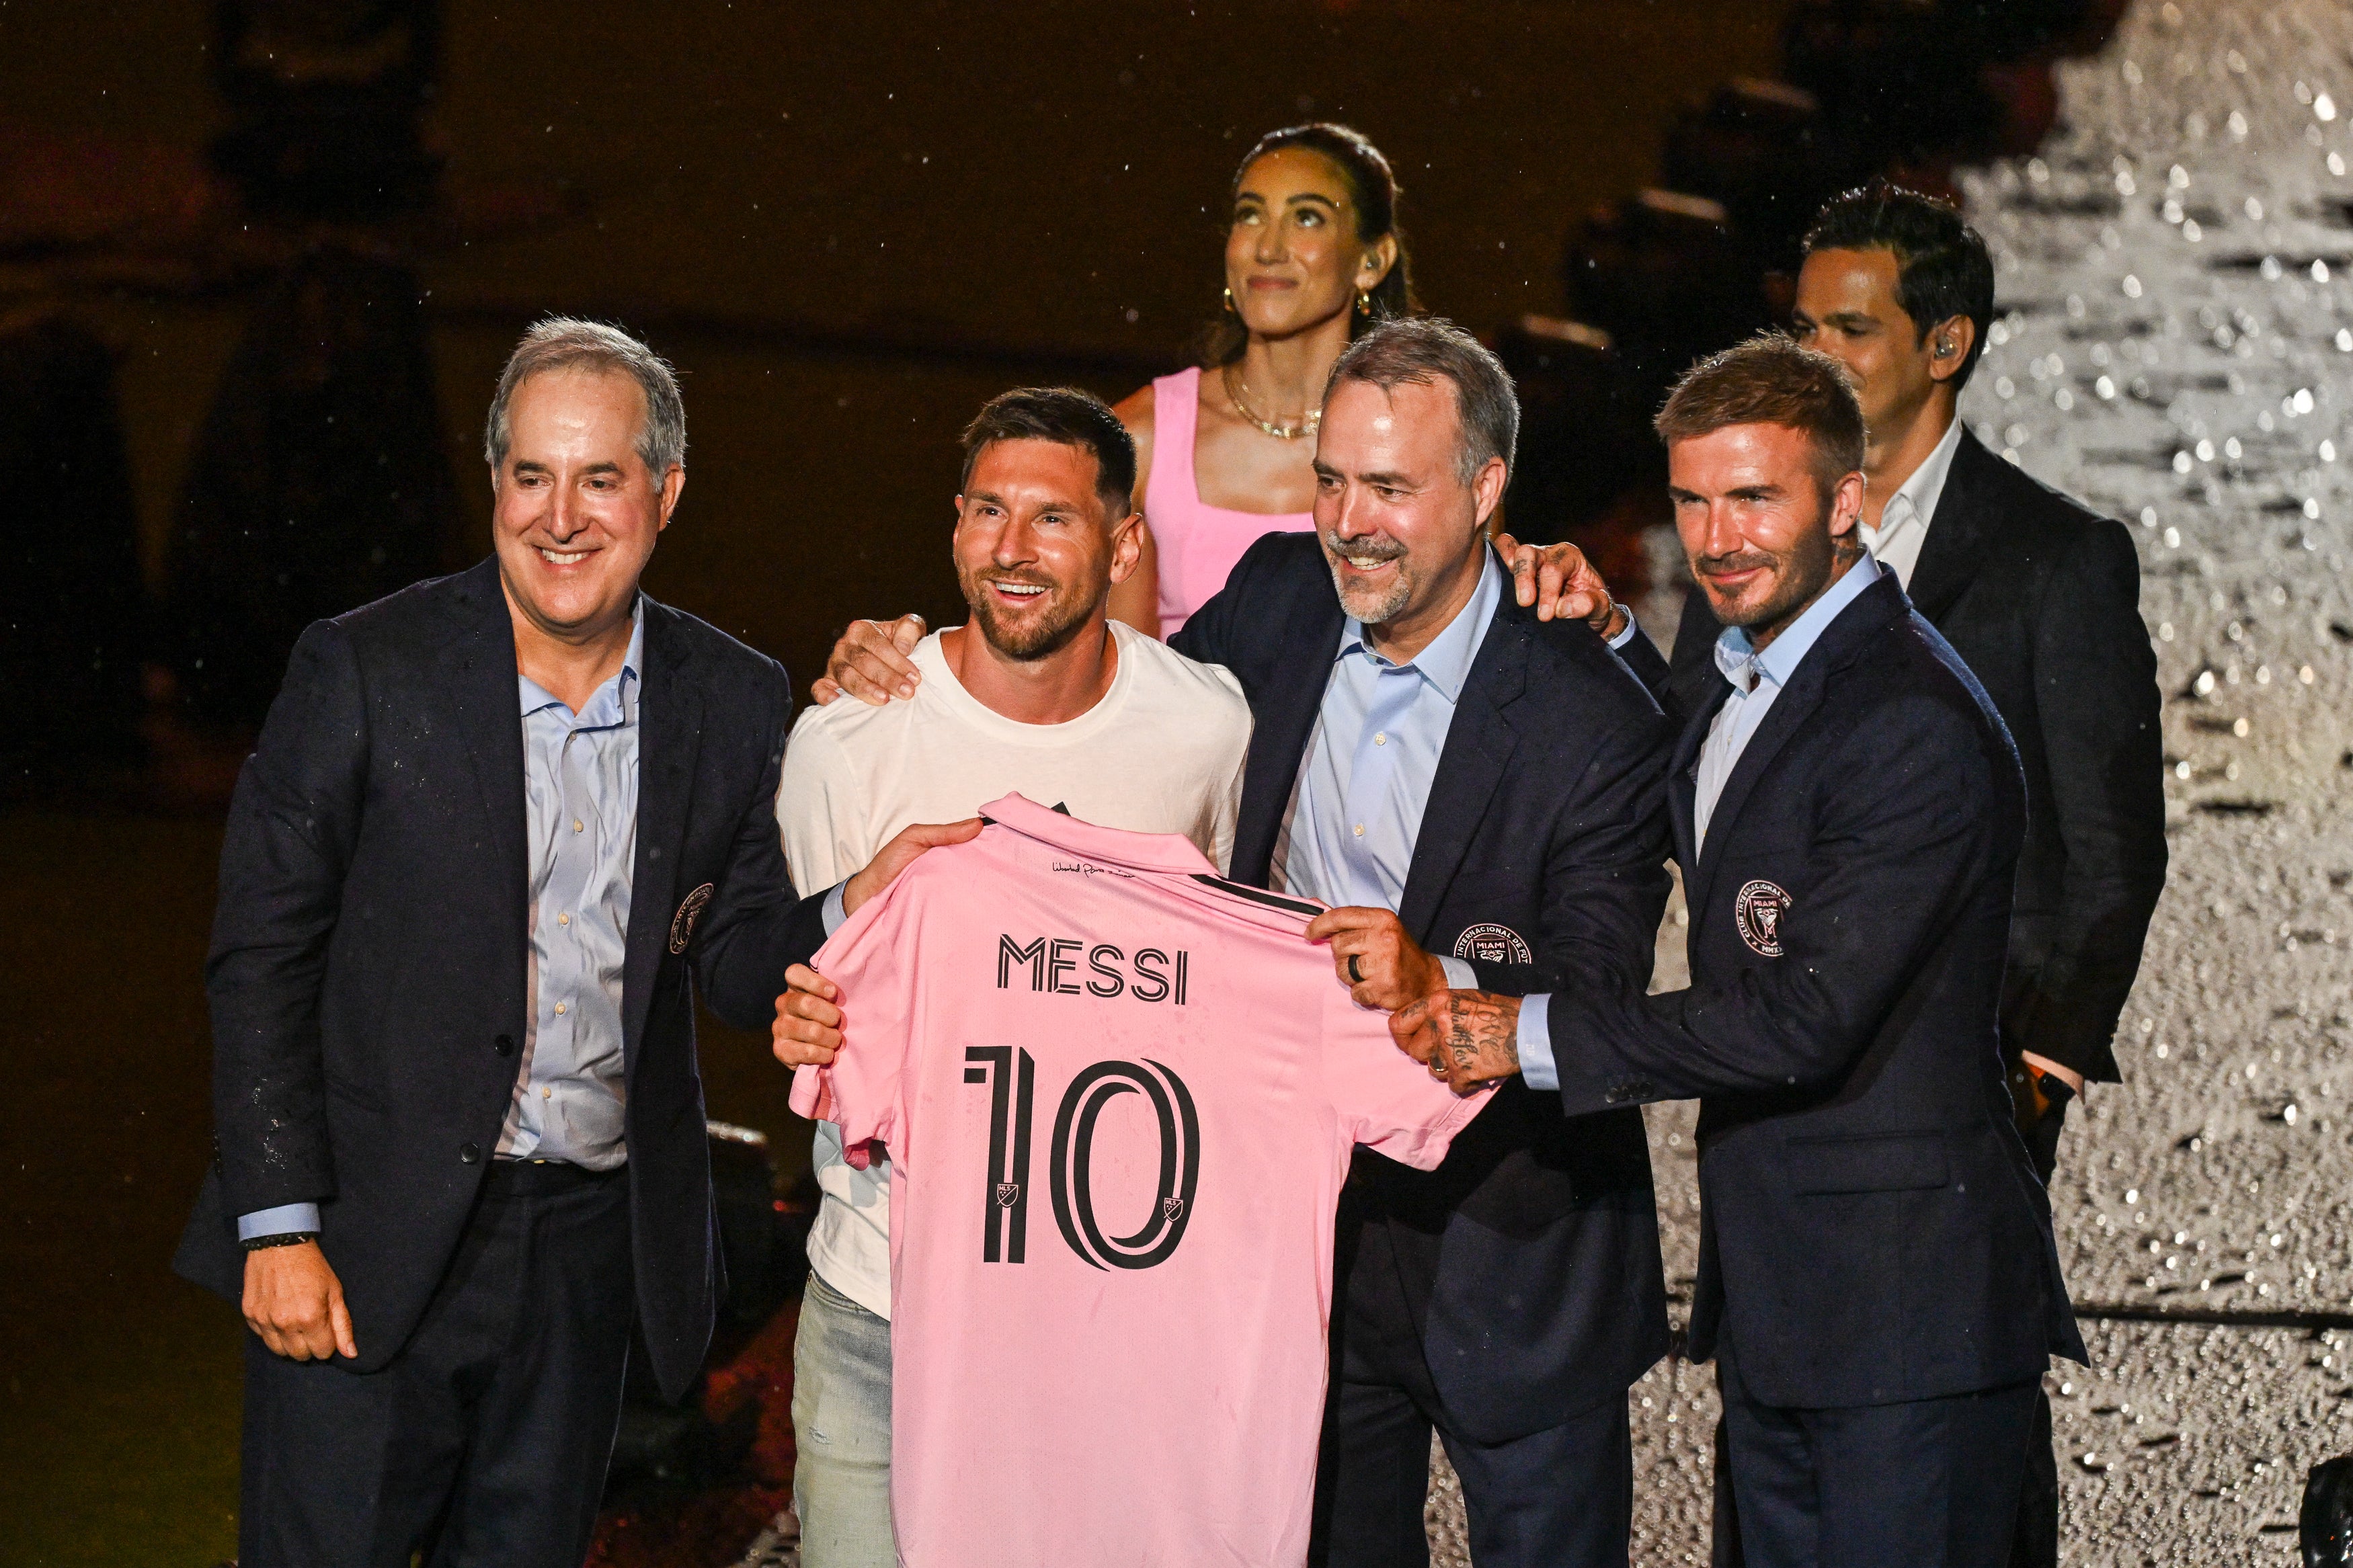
175, 319, 957, 1568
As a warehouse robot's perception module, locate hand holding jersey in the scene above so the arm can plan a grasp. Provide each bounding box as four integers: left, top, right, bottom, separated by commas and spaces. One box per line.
792, 796, 1490, 1568
774, 389, 1255, 1568
793, 324, 1680, 1567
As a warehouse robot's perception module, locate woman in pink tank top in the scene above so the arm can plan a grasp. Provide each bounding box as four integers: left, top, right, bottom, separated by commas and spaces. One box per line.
1106, 124, 1417, 640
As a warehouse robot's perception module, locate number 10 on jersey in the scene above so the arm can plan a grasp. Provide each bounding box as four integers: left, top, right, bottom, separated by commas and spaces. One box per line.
964, 1046, 1201, 1271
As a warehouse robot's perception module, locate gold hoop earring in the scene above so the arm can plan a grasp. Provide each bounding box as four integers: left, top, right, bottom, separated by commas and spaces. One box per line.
1223, 286, 1238, 315
1355, 290, 1373, 318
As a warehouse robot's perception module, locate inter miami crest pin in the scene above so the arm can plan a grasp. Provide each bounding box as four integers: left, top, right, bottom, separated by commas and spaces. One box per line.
1733, 880, 1791, 958
669, 883, 715, 955
1453, 922, 1534, 966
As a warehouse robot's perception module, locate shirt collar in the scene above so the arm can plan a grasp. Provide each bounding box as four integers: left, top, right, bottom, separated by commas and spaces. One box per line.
1333, 548, 1503, 704
1712, 553, 1882, 695
1878, 413, 1965, 536
518, 598, 645, 723
980, 790, 1220, 875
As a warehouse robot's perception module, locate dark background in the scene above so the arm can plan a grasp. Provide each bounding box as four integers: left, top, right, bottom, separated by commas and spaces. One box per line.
0, 1, 2107, 1559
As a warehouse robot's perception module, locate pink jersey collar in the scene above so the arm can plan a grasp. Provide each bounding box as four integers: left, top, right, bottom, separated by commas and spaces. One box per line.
980, 792, 1220, 876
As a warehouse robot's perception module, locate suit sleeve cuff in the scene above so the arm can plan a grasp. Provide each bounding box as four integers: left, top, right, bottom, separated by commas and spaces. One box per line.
1438, 955, 1478, 991
822, 880, 848, 938
1515, 993, 1558, 1091
1607, 607, 1638, 649
238, 1202, 321, 1241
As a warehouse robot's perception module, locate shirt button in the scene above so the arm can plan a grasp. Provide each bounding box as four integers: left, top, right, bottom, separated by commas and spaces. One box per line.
459, 1143, 481, 1165
558, 913, 570, 926
1353, 823, 1366, 837
573, 819, 584, 833
555, 1002, 567, 1016
542, 1086, 553, 1100
1374, 733, 1386, 745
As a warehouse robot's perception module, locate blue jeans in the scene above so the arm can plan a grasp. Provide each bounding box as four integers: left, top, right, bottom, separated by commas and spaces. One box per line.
793, 1272, 895, 1568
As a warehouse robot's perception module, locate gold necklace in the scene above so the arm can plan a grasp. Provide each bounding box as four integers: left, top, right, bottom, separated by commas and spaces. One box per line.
1222, 364, 1320, 440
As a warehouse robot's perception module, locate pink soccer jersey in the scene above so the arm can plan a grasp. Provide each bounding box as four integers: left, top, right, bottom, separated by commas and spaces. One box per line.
790, 793, 1492, 1567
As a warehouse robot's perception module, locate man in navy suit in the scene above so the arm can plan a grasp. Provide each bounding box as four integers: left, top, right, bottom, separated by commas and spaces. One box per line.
175, 320, 962, 1568
1398, 335, 2083, 1566
799, 319, 1681, 1566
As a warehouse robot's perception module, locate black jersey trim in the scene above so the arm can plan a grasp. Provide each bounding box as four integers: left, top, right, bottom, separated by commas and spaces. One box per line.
1191, 874, 1321, 918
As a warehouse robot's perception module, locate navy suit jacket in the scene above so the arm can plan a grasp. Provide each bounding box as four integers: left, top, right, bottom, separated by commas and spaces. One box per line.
1173, 531, 1680, 1441
174, 558, 830, 1400
1665, 428, 2165, 1081
1550, 571, 2085, 1409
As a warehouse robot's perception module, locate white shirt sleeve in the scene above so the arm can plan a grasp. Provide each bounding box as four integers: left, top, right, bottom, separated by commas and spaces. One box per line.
777, 719, 872, 899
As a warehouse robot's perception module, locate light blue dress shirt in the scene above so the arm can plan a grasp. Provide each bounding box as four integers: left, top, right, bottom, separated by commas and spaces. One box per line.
1275, 550, 1501, 992
237, 606, 645, 1241
1518, 556, 1883, 1090
1276, 553, 1638, 1001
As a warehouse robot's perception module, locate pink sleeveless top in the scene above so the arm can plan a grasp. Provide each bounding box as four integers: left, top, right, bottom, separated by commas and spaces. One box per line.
1144, 366, 1316, 638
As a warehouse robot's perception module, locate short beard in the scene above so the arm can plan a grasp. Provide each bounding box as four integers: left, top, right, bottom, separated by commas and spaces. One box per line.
961, 567, 1095, 661
1320, 528, 1415, 626
1698, 520, 1837, 636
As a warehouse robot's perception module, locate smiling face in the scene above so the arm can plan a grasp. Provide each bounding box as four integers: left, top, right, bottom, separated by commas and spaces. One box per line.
1791, 247, 1966, 445
1312, 376, 1503, 651
1225, 147, 1395, 341
1668, 421, 1865, 649
954, 438, 1140, 661
491, 367, 680, 643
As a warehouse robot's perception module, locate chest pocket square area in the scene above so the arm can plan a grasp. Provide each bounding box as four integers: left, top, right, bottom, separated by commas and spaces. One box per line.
669, 882, 715, 955
1453, 922, 1533, 966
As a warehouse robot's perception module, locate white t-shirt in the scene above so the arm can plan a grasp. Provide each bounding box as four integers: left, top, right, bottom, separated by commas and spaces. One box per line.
777, 620, 1252, 1317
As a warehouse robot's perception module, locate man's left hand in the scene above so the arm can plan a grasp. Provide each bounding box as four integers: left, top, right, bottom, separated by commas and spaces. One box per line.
1306, 906, 1448, 1010
1391, 989, 1524, 1093
1492, 532, 1626, 639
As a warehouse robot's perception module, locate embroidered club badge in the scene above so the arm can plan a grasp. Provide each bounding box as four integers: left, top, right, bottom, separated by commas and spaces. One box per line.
669, 882, 715, 955
1734, 880, 1791, 958
1453, 922, 1535, 966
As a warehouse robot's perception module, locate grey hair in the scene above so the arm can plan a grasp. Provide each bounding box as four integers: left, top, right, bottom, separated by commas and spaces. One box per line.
483, 317, 686, 477
1324, 316, 1517, 485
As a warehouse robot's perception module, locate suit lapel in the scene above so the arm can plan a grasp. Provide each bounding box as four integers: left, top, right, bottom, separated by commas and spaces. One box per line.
1903, 427, 1999, 625
1688, 657, 1828, 917
1396, 603, 1527, 944
441, 559, 530, 953
1229, 589, 1347, 886
621, 600, 702, 1066
1667, 679, 1728, 880
1688, 575, 1904, 915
